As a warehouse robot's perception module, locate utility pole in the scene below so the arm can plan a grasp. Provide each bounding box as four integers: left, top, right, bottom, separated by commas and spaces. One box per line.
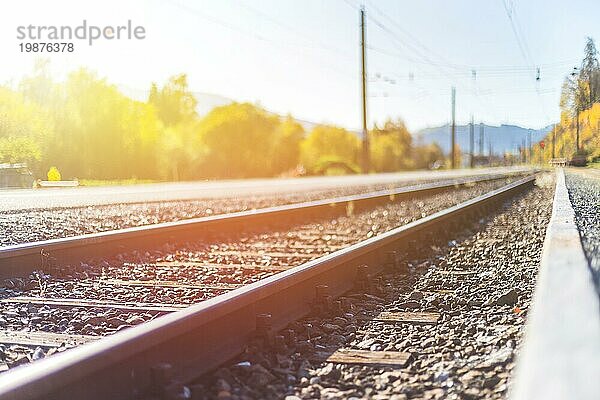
451, 86, 456, 169
469, 115, 474, 168
576, 108, 580, 153
528, 130, 532, 164
479, 123, 484, 156
552, 124, 556, 159
360, 6, 369, 173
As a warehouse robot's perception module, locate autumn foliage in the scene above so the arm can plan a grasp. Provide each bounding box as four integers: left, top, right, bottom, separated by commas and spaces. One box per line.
533, 38, 600, 164
0, 63, 444, 180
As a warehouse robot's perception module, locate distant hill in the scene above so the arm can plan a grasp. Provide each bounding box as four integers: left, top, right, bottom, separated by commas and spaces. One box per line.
414, 123, 553, 155
117, 83, 365, 133
117, 84, 549, 149
117, 85, 234, 116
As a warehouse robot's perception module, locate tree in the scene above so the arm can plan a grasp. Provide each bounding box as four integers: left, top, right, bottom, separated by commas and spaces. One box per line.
2, 64, 459, 181
580, 37, 600, 109
369, 119, 413, 172
559, 77, 575, 115
272, 115, 304, 174
562, 38, 600, 116
0, 87, 50, 171
549, 38, 600, 161
447, 143, 462, 168
197, 102, 282, 178
300, 125, 360, 174
0, 137, 41, 165
157, 120, 202, 180
149, 74, 198, 127
413, 143, 444, 169
19, 59, 55, 106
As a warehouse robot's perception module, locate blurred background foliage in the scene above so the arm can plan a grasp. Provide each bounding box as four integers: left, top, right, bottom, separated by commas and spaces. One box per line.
533, 38, 600, 164
0, 62, 444, 181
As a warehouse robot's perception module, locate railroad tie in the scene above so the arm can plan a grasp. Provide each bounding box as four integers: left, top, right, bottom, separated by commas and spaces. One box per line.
358, 311, 440, 324
311, 348, 412, 368
0, 296, 186, 313
0, 330, 98, 347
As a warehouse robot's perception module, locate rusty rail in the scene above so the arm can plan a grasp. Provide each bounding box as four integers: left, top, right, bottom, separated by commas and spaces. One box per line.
0, 172, 527, 278
0, 175, 536, 400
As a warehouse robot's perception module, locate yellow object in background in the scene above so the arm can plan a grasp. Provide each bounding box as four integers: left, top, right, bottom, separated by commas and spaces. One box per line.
47, 167, 61, 182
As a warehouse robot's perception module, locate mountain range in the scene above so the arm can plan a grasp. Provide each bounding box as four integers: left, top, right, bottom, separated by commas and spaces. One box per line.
414, 123, 553, 155
118, 85, 553, 155
186, 91, 555, 156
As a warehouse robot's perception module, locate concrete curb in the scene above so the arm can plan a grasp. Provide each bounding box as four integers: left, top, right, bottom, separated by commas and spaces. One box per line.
511, 168, 600, 399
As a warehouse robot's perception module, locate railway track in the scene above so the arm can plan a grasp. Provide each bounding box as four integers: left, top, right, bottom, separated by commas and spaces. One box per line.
0, 175, 522, 359
0, 173, 538, 399
0, 172, 524, 277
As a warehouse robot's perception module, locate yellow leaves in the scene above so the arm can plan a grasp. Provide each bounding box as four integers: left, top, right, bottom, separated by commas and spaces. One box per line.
1, 66, 443, 181
369, 119, 413, 172
0, 87, 52, 139
300, 125, 360, 174
0, 87, 50, 167
197, 102, 283, 178
0, 137, 42, 164
414, 143, 444, 170
149, 74, 197, 127
534, 102, 600, 162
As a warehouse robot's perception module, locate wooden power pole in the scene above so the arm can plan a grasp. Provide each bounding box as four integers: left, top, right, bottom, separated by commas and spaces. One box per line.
479, 123, 484, 156
469, 115, 474, 168
528, 130, 532, 164
451, 87, 456, 168
576, 108, 580, 153
360, 7, 369, 173
552, 124, 556, 159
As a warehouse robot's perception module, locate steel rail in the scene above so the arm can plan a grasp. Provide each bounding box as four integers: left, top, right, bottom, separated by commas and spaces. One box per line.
0, 174, 537, 400
0, 172, 528, 278
511, 169, 600, 400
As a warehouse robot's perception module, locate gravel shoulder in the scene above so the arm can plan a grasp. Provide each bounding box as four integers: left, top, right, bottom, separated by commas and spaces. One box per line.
0, 167, 533, 212
191, 174, 554, 400
564, 169, 600, 284
1, 181, 415, 246
0, 176, 522, 247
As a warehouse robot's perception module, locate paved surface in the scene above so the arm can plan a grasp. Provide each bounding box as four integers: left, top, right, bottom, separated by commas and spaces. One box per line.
0, 167, 531, 212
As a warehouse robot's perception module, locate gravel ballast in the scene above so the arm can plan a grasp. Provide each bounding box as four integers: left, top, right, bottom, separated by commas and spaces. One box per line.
1, 182, 421, 246
0, 178, 524, 373
192, 174, 554, 400
0, 176, 523, 247
565, 170, 600, 283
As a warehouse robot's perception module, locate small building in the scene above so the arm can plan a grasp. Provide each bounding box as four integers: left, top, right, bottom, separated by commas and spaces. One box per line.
0, 163, 34, 188
569, 155, 587, 167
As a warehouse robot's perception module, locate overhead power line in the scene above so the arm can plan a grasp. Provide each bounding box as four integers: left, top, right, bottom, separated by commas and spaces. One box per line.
233, 0, 355, 60
163, 0, 358, 80
341, 1, 505, 122
502, 0, 534, 66
500, 0, 551, 121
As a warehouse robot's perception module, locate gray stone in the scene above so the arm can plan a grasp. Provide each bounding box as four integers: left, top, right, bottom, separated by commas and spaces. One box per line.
493, 288, 519, 306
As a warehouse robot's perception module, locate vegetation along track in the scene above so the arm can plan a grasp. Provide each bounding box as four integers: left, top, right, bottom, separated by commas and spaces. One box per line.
0, 173, 536, 399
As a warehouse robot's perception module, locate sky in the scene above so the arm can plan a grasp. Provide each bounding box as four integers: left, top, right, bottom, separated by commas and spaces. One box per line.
0, 0, 598, 132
